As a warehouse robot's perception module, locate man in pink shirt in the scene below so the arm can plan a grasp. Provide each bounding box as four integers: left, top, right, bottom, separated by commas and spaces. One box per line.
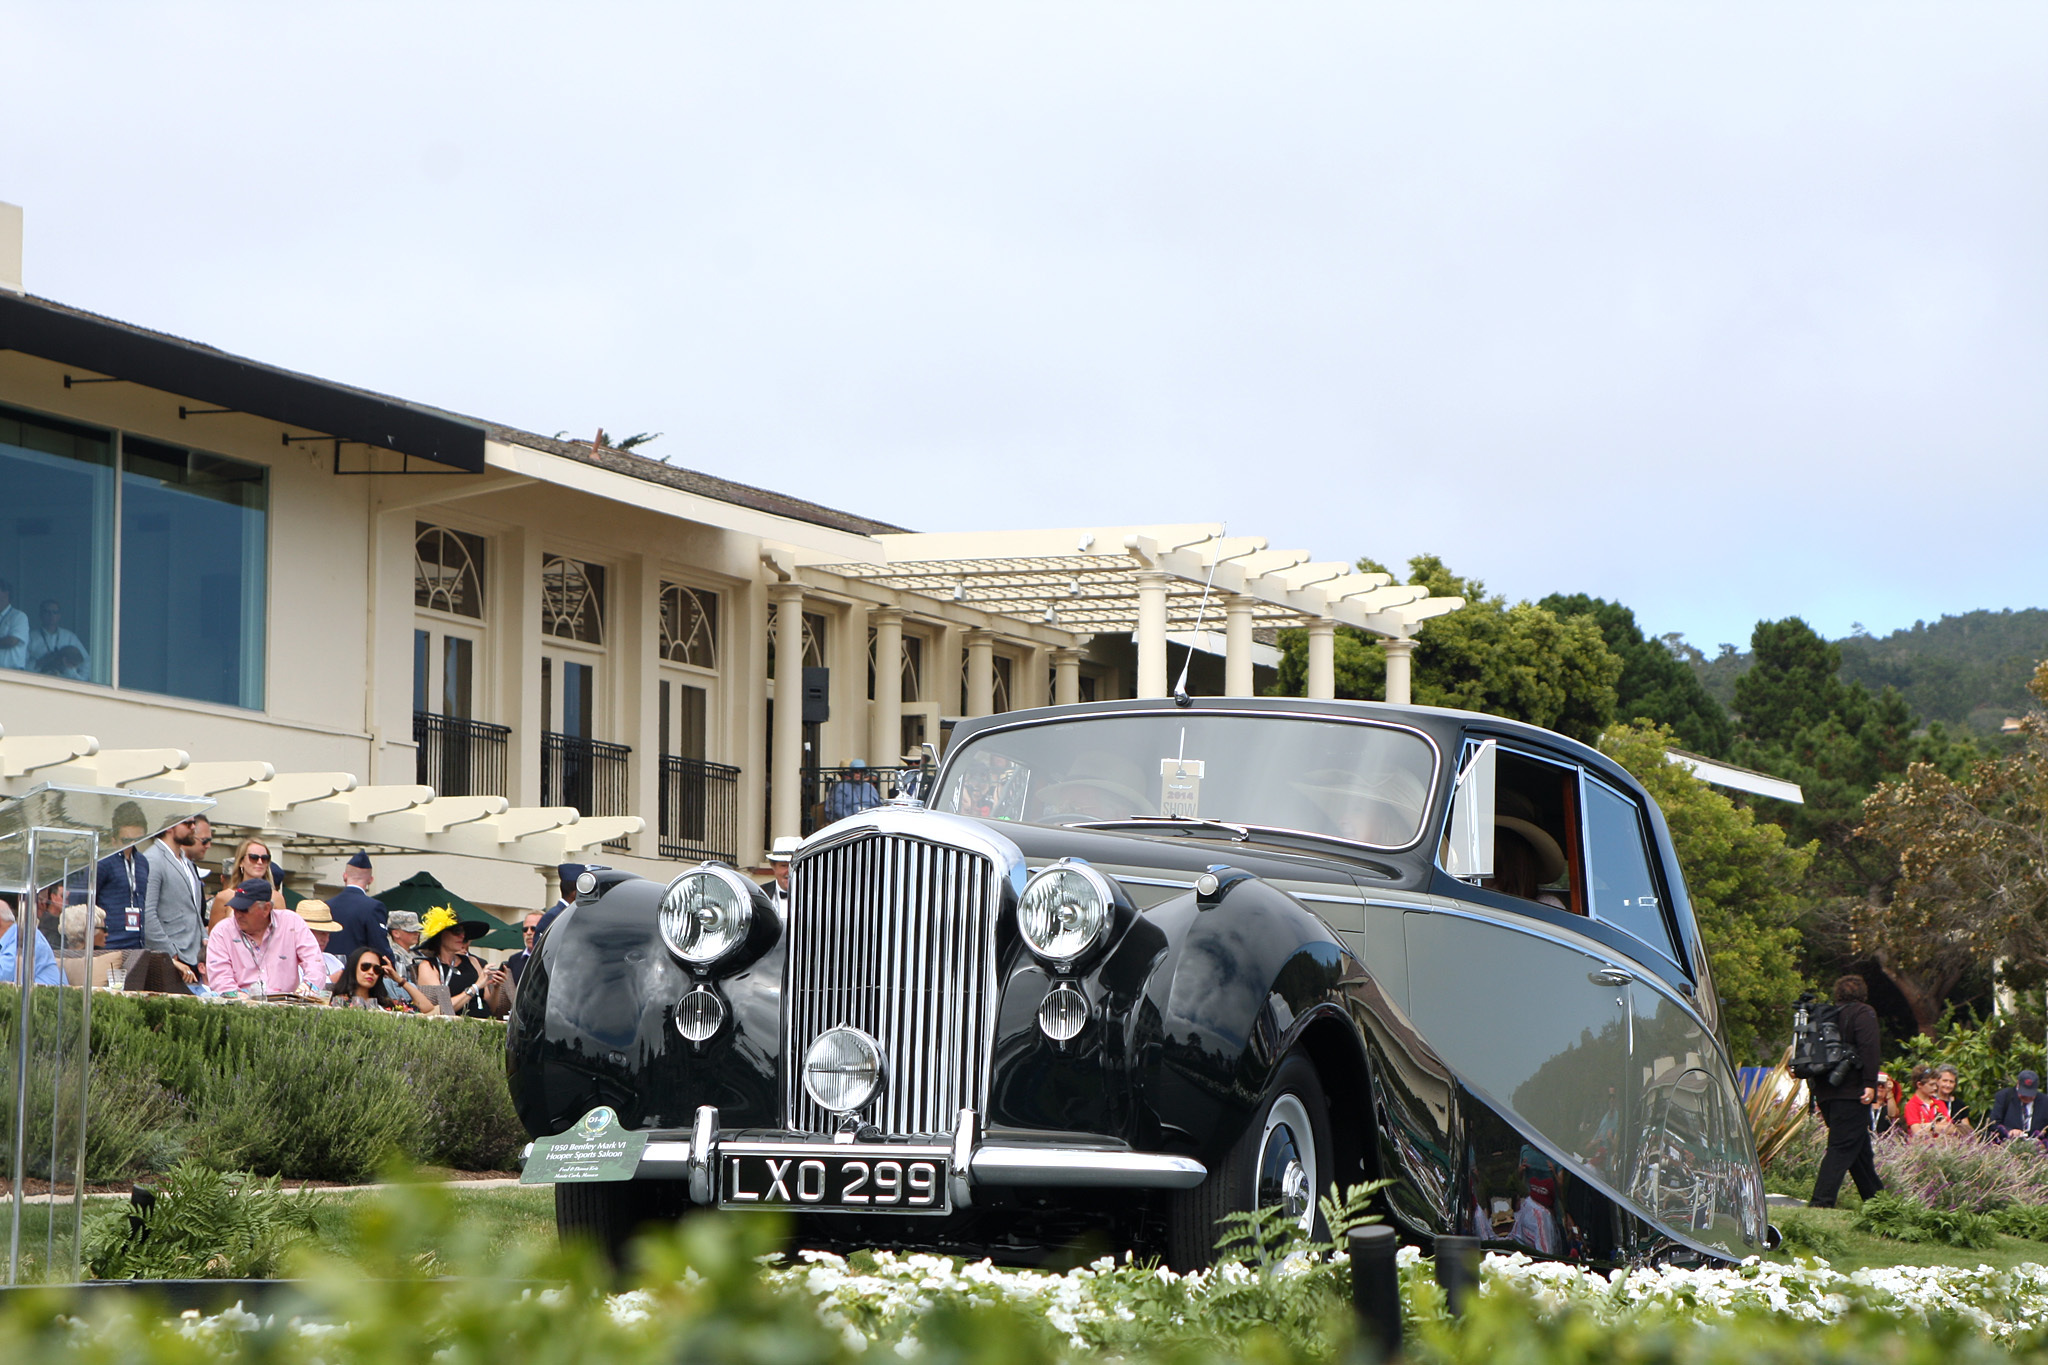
206, 879, 326, 996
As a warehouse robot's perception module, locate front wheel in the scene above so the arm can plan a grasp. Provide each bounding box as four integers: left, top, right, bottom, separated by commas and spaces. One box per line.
1166, 1054, 1333, 1270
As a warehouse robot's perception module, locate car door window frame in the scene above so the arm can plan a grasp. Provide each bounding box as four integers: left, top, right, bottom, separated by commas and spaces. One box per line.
1578, 770, 1684, 971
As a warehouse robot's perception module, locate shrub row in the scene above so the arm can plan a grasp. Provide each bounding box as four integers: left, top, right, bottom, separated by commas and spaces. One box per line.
0, 986, 524, 1184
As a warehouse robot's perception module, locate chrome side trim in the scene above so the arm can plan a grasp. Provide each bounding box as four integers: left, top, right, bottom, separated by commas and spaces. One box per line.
969, 1146, 1208, 1189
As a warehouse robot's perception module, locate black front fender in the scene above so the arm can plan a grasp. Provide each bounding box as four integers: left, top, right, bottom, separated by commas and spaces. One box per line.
506, 875, 784, 1138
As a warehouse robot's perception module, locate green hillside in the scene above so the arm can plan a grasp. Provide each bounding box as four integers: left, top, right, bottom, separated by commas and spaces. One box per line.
1687, 608, 2048, 736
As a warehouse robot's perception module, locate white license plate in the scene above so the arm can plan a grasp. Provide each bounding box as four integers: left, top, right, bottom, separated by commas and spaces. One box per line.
718, 1145, 952, 1215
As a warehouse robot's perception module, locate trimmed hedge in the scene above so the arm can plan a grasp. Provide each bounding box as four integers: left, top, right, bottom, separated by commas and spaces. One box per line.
0, 986, 523, 1184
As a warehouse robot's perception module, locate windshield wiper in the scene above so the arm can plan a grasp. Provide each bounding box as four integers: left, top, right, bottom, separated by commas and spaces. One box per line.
1068, 817, 1253, 841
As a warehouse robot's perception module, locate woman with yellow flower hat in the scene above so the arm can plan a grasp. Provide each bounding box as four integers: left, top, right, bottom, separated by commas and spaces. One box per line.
414, 903, 500, 1017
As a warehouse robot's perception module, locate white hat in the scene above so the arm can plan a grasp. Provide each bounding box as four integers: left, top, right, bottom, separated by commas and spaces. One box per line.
768, 836, 801, 864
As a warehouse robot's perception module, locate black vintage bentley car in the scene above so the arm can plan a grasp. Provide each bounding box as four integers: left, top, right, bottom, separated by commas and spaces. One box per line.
508, 697, 1768, 1268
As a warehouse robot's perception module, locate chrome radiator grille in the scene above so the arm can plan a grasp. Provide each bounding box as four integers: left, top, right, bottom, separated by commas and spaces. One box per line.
783, 830, 999, 1136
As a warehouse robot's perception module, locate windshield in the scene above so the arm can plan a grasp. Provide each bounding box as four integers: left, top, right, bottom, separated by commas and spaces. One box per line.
933, 712, 1440, 849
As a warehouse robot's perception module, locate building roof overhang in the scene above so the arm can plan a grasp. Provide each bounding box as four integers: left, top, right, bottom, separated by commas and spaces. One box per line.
0, 292, 488, 473
809, 525, 1465, 640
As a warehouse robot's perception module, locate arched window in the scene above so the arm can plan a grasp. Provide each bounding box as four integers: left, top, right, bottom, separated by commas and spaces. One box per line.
415, 524, 486, 619
541, 555, 606, 644
660, 582, 719, 668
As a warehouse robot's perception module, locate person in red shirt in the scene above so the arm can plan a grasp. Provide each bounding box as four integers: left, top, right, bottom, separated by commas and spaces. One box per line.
1902, 1066, 1961, 1137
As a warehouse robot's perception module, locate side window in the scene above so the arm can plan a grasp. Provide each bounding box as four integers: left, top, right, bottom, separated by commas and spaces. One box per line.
1582, 780, 1677, 963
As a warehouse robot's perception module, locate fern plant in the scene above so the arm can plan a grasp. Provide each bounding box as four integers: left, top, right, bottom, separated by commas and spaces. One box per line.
82, 1160, 329, 1279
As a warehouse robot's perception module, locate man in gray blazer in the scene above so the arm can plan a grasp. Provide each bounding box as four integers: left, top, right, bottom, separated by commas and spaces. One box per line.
137, 815, 208, 992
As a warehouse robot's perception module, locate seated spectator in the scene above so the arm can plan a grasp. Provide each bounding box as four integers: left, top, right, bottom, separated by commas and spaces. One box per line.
414, 906, 503, 1018
0, 897, 63, 985
1935, 1064, 1976, 1135
27, 599, 89, 679
0, 578, 27, 670
208, 837, 277, 931
57, 903, 122, 988
329, 946, 439, 1012
386, 910, 424, 981
296, 900, 346, 989
1987, 1070, 2048, 1145
205, 879, 326, 996
34, 883, 66, 949
1903, 1066, 1962, 1138
505, 910, 544, 985
823, 760, 884, 823
1871, 1071, 1903, 1137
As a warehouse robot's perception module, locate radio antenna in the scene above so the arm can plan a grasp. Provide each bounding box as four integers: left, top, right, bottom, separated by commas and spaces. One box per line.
1172, 528, 1225, 709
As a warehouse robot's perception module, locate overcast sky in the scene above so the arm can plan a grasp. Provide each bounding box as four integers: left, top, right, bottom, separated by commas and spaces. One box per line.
6, 4, 2043, 651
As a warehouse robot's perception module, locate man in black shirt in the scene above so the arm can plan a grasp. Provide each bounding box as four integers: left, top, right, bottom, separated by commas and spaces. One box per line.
1809, 974, 1885, 1208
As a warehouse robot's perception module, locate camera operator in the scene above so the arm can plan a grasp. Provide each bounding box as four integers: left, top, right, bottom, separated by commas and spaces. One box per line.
1809, 974, 1885, 1209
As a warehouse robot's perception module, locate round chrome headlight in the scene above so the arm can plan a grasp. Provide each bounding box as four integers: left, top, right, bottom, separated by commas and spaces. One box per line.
659, 865, 756, 967
1018, 862, 1114, 967
803, 1026, 885, 1114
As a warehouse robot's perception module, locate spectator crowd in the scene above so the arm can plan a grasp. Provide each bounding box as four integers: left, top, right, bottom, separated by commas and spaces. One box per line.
0, 800, 587, 1022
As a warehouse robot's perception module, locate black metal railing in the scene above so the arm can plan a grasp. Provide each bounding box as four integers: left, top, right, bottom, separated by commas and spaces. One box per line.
414, 712, 512, 797
659, 756, 741, 862
543, 733, 632, 849
800, 765, 921, 836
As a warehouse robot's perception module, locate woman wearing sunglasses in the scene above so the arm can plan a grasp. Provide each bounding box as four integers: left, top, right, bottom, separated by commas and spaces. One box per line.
329, 945, 439, 1012
208, 838, 275, 931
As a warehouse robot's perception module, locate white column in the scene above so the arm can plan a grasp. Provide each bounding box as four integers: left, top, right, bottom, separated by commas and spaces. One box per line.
739, 582, 770, 864
838, 601, 869, 766
771, 582, 806, 841
620, 553, 660, 857
1383, 636, 1417, 707
1306, 618, 1336, 700
871, 607, 904, 764
965, 628, 996, 718
1224, 594, 1256, 698
1053, 646, 1084, 705
505, 527, 545, 807
1018, 643, 1050, 710
1134, 569, 1169, 699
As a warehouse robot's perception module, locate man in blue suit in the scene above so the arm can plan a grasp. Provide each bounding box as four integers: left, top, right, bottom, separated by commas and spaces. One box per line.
1987, 1071, 2048, 1147
325, 851, 391, 962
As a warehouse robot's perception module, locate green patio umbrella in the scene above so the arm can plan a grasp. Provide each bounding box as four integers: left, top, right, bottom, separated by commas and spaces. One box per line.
376, 871, 524, 949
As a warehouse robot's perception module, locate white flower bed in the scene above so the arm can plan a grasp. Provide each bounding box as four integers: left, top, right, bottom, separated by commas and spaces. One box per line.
141, 1247, 2048, 1352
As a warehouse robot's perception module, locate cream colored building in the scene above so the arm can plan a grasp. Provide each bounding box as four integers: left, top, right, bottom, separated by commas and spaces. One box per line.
0, 226, 1460, 920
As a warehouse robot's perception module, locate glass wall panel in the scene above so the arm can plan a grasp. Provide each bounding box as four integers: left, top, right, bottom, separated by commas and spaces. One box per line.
0, 405, 114, 684
118, 438, 267, 709
413, 630, 429, 712
443, 636, 474, 718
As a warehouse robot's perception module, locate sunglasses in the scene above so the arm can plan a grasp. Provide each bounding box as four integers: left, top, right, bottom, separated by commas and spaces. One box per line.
245, 853, 270, 863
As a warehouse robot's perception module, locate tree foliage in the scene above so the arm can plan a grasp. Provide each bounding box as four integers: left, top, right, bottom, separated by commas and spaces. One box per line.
1274, 555, 1623, 744
1856, 662, 2048, 1023
1725, 618, 1979, 1031
1541, 592, 1734, 757
1599, 722, 1814, 1062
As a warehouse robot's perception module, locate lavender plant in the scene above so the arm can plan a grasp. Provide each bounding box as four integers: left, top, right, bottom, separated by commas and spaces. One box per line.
1872, 1131, 2048, 1214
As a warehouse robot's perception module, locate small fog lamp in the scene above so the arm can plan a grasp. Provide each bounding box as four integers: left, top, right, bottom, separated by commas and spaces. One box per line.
803, 1026, 885, 1114
1037, 981, 1090, 1043
676, 986, 726, 1043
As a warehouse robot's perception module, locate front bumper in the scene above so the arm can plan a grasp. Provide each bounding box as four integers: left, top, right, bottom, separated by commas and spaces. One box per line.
522, 1106, 1207, 1208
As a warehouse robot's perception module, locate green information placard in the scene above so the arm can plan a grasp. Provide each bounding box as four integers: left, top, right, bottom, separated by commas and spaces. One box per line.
521, 1106, 649, 1185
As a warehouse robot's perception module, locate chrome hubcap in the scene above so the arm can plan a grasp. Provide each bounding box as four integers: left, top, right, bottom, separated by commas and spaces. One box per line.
1256, 1094, 1318, 1233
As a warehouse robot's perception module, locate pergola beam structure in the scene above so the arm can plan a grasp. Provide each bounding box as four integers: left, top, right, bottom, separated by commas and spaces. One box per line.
0, 731, 643, 870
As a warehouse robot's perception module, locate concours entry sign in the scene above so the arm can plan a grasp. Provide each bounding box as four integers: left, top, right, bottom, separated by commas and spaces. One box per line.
522, 1106, 647, 1184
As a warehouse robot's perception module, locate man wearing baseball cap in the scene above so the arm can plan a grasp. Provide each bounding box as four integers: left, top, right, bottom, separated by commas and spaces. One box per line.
1988, 1070, 2048, 1145
205, 879, 327, 997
